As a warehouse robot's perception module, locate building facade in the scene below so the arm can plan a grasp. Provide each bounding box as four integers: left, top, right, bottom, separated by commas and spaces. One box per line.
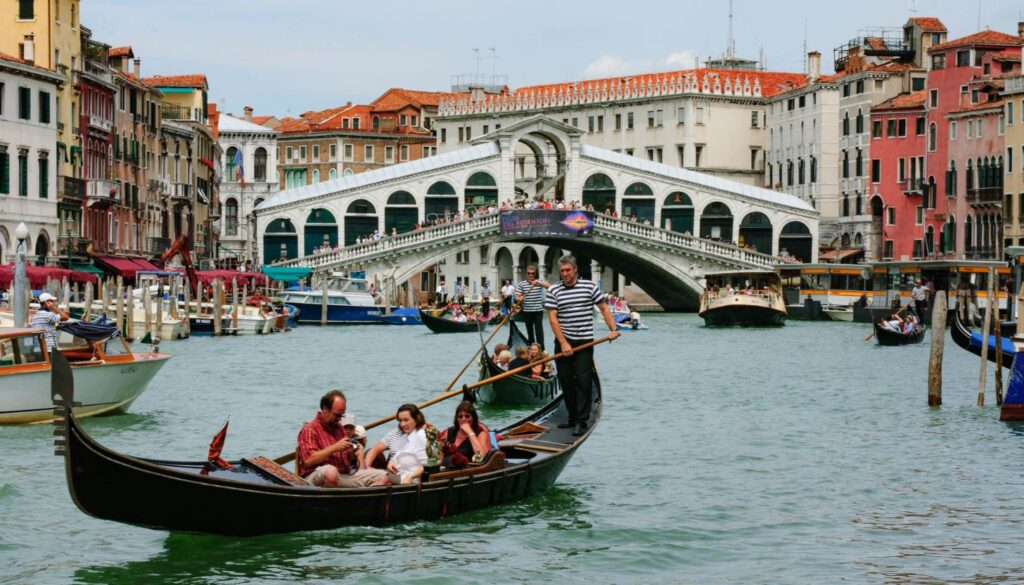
0, 53, 62, 263
218, 108, 279, 265
78, 28, 116, 254
1004, 74, 1024, 247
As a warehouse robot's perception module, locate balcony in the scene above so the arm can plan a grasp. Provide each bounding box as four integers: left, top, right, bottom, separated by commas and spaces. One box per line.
160, 104, 204, 122
146, 236, 172, 256
85, 114, 113, 134
86, 179, 118, 204
58, 176, 85, 202
147, 179, 162, 191
900, 178, 924, 195
968, 185, 1003, 205
169, 182, 192, 203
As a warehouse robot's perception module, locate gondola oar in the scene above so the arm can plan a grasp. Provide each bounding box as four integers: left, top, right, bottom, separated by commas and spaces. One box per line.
272, 332, 616, 466
437, 282, 538, 394
865, 303, 910, 341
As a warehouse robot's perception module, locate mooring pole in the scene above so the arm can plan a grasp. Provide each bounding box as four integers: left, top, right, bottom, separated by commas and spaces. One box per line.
928, 290, 947, 407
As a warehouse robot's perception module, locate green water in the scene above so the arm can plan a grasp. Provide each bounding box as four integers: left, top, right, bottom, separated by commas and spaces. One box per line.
1, 315, 1022, 584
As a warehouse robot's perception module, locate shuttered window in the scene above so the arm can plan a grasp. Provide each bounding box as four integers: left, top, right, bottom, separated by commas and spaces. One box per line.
18, 87, 30, 120
0, 153, 9, 194
18, 152, 28, 196
38, 157, 47, 198
39, 91, 50, 124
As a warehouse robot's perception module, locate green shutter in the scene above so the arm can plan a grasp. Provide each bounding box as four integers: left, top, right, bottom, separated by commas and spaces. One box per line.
18, 154, 28, 196
0, 153, 8, 194
18, 87, 30, 120
38, 157, 47, 198
113, 137, 119, 159
39, 91, 50, 124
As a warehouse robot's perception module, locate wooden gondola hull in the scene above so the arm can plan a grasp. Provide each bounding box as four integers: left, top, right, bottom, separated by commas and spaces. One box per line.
477, 356, 559, 406
418, 309, 488, 333
950, 308, 1014, 368
873, 323, 926, 346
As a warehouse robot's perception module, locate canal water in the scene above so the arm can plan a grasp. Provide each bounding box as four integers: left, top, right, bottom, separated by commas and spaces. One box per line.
2, 315, 1023, 584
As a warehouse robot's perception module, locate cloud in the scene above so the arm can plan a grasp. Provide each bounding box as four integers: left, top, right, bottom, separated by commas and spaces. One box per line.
582, 51, 701, 79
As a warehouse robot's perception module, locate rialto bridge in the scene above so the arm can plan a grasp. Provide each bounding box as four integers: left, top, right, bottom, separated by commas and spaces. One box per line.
256, 115, 819, 310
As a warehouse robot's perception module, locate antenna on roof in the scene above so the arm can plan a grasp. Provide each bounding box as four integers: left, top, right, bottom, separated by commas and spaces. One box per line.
803, 20, 808, 74
908, 0, 917, 12
473, 47, 480, 79
489, 47, 497, 81
727, 0, 735, 60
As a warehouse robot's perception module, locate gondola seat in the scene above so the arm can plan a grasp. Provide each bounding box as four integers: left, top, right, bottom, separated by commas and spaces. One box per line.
427, 450, 506, 482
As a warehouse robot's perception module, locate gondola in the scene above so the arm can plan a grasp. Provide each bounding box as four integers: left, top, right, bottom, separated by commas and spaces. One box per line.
418, 308, 489, 333
950, 305, 1014, 368
873, 322, 926, 346
477, 321, 559, 406
54, 349, 601, 536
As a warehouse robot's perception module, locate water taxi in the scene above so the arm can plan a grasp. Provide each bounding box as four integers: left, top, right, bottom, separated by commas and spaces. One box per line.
699, 270, 786, 327
277, 276, 383, 324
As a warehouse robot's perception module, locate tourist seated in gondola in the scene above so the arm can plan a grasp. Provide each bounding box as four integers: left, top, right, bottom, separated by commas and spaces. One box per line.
902, 313, 919, 334
881, 314, 904, 333
453, 308, 467, 322
341, 413, 367, 469
496, 350, 512, 371
509, 346, 530, 370
527, 343, 550, 379
491, 343, 509, 366
363, 404, 438, 484
297, 390, 389, 488
440, 400, 491, 470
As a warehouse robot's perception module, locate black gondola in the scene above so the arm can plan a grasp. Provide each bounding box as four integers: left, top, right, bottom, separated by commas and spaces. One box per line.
418, 309, 489, 333
950, 306, 1014, 368
873, 322, 926, 346
477, 321, 559, 406
53, 350, 600, 536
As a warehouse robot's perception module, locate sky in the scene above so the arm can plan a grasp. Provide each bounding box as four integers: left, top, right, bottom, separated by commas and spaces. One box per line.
84, 0, 1024, 118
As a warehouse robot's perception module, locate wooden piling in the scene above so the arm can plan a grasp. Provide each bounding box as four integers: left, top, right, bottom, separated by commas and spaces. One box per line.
61, 279, 70, 313
126, 283, 135, 341
213, 279, 224, 336
231, 278, 240, 331
182, 280, 192, 337
928, 290, 947, 406
115, 277, 125, 337
154, 281, 164, 344
995, 301, 1004, 406
978, 272, 994, 406
82, 282, 94, 322
72, 282, 79, 305
142, 285, 152, 336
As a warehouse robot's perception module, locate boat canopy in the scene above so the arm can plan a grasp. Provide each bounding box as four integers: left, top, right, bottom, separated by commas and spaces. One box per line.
262, 266, 311, 283
59, 319, 119, 342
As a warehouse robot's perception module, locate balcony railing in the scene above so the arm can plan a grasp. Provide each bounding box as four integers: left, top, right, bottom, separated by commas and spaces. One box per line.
146, 236, 172, 255
160, 105, 204, 122
86, 178, 117, 203
85, 114, 112, 134
169, 182, 192, 202
58, 176, 85, 201
967, 186, 1003, 204
901, 178, 924, 195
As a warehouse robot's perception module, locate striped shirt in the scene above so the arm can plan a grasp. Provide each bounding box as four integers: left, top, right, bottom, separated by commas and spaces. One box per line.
30, 310, 61, 349
545, 278, 605, 340
516, 280, 545, 312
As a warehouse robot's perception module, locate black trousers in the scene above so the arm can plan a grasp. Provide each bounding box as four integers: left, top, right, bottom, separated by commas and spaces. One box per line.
555, 338, 594, 425
521, 311, 545, 349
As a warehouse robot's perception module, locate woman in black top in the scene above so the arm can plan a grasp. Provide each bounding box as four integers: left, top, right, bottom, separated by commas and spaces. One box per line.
442, 401, 490, 469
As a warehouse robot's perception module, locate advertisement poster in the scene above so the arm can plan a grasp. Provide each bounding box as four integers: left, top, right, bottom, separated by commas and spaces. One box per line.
499, 210, 596, 238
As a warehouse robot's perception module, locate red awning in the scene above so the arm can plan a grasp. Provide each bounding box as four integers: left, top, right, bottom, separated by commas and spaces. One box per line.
819, 248, 864, 262
131, 258, 161, 271
0, 264, 98, 289
95, 256, 145, 278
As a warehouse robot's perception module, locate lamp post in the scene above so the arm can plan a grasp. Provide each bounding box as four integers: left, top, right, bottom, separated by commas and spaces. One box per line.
13, 222, 29, 327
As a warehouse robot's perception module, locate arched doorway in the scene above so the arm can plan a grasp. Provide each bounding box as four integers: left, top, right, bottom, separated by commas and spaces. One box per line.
700, 202, 733, 242
582, 173, 616, 212
263, 218, 297, 264
544, 246, 563, 278
621, 182, 654, 223
385, 191, 418, 234
494, 246, 514, 286
517, 246, 540, 283
344, 199, 377, 246
464, 172, 497, 212
661, 191, 694, 233
779, 221, 812, 262
304, 208, 338, 254
425, 181, 458, 222
739, 212, 772, 253
34, 231, 49, 265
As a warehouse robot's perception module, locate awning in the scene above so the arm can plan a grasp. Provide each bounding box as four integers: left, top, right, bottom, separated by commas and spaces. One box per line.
94, 256, 146, 278
819, 248, 864, 263
69, 262, 105, 276
261, 266, 311, 283
131, 258, 161, 271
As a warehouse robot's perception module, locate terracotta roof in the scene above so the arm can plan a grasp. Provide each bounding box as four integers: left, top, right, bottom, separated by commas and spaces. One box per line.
993, 49, 1022, 63
0, 51, 32, 65
866, 37, 888, 51
251, 115, 274, 125
512, 67, 806, 100
371, 88, 453, 112
873, 90, 927, 111
141, 74, 208, 89
953, 99, 1004, 114
909, 17, 947, 33
108, 46, 133, 59
275, 102, 433, 136
929, 30, 1022, 53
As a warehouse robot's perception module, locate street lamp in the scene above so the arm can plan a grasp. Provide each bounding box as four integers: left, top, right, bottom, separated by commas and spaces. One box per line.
13, 222, 29, 327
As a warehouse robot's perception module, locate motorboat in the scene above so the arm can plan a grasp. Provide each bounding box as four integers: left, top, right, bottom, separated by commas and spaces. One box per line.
699, 270, 787, 327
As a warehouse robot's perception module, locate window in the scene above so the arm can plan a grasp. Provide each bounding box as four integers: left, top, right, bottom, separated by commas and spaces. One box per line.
627, 112, 634, 129
0, 151, 8, 194
400, 144, 409, 161
898, 158, 906, 182
254, 148, 267, 181
887, 207, 896, 225
1009, 102, 1015, 124
342, 118, 350, 129
912, 77, 925, 91
885, 119, 896, 137
38, 155, 47, 198
956, 50, 970, 67
810, 156, 817, 183
932, 53, 946, 70
884, 240, 894, 258
597, 115, 604, 132
458, 127, 464, 142
616, 113, 623, 130
329, 144, 337, 160
625, 148, 634, 156
799, 96, 806, 108
928, 123, 937, 151
411, 115, 417, 126
842, 151, 849, 179
978, 119, 984, 138
929, 90, 938, 108
18, 150, 27, 196
656, 109, 663, 126
916, 206, 924, 224
299, 146, 306, 161
856, 80, 864, 94
482, 124, 489, 134
855, 149, 863, 177
647, 111, 655, 127
971, 89, 980, 104
384, 146, 394, 163
898, 119, 906, 137
695, 107, 704, 125
344, 144, 353, 160
570, 118, 578, 129
843, 83, 851, 97
751, 148, 760, 171
399, 114, 407, 126
798, 158, 805, 184
312, 145, 319, 161
440, 128, 446, 143
842, 113, 850, 136
364, 145, 373, 162
750, 110, 759, 127
872, 121, 883, 138
646, 147, 663, 163
18, 0, 33, 19
352, 117, 361, 129
694, 144, 704, 167
18, 87, 30, 120
38, 91, 49, 124
787, 99, 795, 111
871, 159, 881, 183
1009, 147, 1014, 174
950, 121, 957, 139
916, 117, 926, 135
0, 82, 4, 115
999, 115, 1005, 135
588, 116, 595, 132
855, 110, 864, 134
311, 169, 319, 183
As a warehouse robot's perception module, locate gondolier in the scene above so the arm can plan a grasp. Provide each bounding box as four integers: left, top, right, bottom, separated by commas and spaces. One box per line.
515, 265, 550, 349
31, 292, 69, 350
546, 255, 619, 436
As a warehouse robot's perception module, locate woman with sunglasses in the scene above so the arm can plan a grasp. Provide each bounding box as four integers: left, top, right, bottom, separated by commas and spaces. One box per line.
441, 401, 490, 469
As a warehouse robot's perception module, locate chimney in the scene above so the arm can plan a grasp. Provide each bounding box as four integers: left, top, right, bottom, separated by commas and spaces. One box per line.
243, 106, 253, 122
469, 86, 485, 103
22, 34, 34, 64
133, 58, 140, 78
808, 51, 821, 82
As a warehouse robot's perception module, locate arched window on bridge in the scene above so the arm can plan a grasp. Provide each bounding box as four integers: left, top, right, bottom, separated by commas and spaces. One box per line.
425, 181, 458, 223
582, 173, 615, 212
464, 172, 497, 211
386, 190, 418, 235
699, 202, 733, 242
225, 198, 238, 236
304, 208, 338, 255
739, 212, 772, 254
621, 182, 654, 224
345, 200, 378, 246
779, 221, 812, 262
263, 218, 297, 265
661, 192, 694, 234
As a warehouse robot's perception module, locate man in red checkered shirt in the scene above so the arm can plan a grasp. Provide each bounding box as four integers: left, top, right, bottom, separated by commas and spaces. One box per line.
297, 390, 389, 487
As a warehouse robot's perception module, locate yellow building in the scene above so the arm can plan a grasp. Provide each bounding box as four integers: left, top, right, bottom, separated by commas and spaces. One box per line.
1004, 75, 1024, 248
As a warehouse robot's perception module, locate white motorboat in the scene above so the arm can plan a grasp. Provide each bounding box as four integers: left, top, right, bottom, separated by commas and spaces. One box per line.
822, 305, 854, 322
0, 326, 171, 424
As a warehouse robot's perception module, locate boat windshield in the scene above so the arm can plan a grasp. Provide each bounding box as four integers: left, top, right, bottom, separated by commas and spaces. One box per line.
0, 334, 47, 367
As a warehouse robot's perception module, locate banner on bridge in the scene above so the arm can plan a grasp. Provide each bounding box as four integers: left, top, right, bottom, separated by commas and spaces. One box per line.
499, 210, 596, 238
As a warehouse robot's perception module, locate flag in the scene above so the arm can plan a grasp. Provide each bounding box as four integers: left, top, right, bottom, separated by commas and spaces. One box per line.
232, 149, 244, 186
204, 420, 234, 472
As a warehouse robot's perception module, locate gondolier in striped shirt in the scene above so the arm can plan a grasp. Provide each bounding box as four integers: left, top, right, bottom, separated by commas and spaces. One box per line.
515, 265, 550, 349
546, 255, 619, 436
